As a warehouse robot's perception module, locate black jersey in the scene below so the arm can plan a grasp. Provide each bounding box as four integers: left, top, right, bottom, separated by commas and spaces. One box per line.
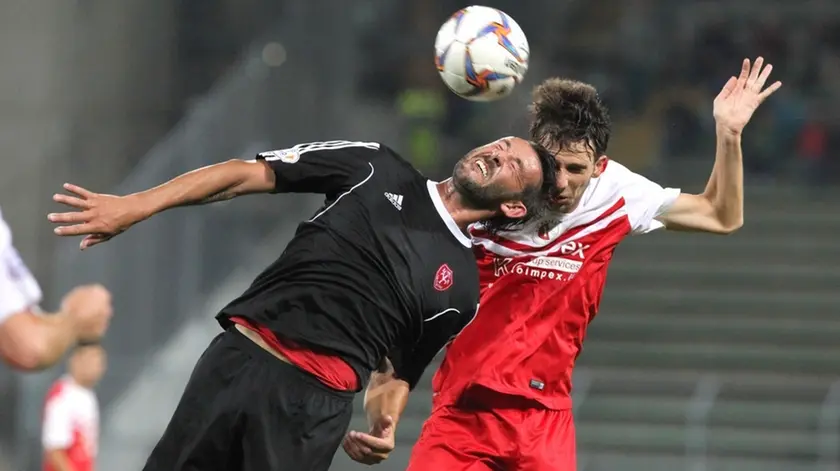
217, 141, 479, 390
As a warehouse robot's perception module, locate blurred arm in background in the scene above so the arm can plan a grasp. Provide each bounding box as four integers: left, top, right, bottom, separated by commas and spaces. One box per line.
0, 288, 111, 371
0, 209, 112, 371
658, 57, 782, 234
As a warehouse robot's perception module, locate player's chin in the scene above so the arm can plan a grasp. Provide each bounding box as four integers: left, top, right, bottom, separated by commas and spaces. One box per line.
549, 197, 574, 213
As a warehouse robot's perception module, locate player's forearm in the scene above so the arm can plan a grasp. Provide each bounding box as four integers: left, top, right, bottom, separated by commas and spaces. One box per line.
364, 361, 410, 429
131, 159, 275, 218
46, 449, 76, 471
0, 311, 78, 370
702, 126, 744, 231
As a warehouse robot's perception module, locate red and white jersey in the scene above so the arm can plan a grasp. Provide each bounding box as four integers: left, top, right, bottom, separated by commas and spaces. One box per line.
0, 207, 42, 325
42, 377, 99, 471
431, 160, 680, 410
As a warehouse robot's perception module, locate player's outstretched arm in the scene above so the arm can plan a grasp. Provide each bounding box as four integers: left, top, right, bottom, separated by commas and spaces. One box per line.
342, 357, 409, 465
0, 285, 112, 370
0, 311, 79, 370
48, 159, 276, 249
658, 57, 782, 234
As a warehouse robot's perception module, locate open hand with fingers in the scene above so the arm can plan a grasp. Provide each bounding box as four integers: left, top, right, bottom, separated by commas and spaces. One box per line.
713, 56, 783, 136
48, 183, 147, 250
342, 415, 396, 465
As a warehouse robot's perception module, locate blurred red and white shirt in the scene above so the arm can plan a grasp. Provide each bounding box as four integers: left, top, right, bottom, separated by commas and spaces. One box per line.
0, 207, 42, 325
42, 376, 99, 471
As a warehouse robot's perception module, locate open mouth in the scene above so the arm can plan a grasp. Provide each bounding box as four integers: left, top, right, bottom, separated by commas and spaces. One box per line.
473, 152, 499, 180
476, 159, 489, 178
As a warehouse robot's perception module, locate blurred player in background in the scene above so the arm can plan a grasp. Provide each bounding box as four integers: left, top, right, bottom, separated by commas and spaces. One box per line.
47, 137, 558, 471
0, 207, 112, 371
342, 58, 781, 470
42, 342, 106, 471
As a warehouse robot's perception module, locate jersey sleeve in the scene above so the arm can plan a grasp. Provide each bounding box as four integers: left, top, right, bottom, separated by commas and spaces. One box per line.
42, 387, 73, 450
256, 140, 381, 197
0, 212, 42, 324
389, 305, 478, 390
619, 167, 681, 235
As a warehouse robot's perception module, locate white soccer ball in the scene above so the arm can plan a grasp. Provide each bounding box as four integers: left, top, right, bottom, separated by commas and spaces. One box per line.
434, 5, 530, 102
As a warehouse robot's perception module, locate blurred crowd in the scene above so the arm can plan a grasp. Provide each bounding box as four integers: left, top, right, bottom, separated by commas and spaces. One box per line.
128, 0, 840, 187
354, 0, 840, 187
651, 7, 840, 186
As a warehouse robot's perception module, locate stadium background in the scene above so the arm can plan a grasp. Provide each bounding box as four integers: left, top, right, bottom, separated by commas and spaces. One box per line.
1, 0, 839, 469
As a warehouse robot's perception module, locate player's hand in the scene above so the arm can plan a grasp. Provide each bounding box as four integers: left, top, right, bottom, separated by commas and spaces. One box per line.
713, 57, 782, 136
48, 183, 145, 250
342, 415, 396, 465
61, 284, 113, 342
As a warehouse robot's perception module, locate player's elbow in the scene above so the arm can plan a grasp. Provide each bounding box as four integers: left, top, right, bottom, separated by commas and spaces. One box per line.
723, 219, 743, 234
714, 217, 743, 235
0, 337, 49, 371
1, 347, 44, 371
0, 314, 51, 371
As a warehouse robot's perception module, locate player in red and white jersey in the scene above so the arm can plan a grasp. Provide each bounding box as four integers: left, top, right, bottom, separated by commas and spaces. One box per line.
342, 58, 781, 470
42, 342, 106, 471
0, 206, 112, 371
439, 154, 681, 411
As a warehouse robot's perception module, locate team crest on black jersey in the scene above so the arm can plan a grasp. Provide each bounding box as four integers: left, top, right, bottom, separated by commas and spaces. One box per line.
434, 264, 453, 291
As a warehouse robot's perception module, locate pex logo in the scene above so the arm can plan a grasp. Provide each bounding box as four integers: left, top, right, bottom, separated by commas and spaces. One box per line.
558, 241, 588, 260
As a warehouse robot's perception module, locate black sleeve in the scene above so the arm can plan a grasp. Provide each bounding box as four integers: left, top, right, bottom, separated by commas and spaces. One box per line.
389, 306, 478, 390
256, 140, 381, 197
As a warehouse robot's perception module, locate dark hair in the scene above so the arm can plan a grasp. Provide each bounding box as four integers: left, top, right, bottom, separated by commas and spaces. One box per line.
482, 142, 558, 234
529, 78, 611, 158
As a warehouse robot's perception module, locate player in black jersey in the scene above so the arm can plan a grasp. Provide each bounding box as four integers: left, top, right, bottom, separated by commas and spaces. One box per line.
48, 137, 557, 471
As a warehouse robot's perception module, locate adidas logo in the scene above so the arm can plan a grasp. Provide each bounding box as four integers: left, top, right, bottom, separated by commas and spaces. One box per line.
384, 192, 403, 210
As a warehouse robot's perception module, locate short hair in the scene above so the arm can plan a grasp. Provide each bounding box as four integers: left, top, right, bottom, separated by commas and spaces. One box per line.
482, 141, 558, 234
529, 78, 611, 158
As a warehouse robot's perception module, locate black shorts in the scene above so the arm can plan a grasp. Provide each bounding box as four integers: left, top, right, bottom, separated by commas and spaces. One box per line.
143, 328, 355, 471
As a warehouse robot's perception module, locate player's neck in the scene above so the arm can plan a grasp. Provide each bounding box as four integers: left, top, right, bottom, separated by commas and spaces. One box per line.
68, 372, 97, 390
434, 179, 496, 230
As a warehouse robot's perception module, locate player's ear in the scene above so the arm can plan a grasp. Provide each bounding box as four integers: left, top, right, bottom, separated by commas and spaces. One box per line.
499, 200, 528, 220
592, 155, 609, 178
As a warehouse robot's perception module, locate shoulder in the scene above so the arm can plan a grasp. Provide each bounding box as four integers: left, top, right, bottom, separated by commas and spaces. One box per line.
363, 145, 429, 196
372, 143, 423, 175
262, 140, 381, 157
584, 159, 660, 203
593, 160, 680, 233
45, 379, 70, 406
595, 159, 662, 193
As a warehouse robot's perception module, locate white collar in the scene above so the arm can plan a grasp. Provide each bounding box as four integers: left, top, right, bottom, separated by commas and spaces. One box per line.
426, 180, 472, 248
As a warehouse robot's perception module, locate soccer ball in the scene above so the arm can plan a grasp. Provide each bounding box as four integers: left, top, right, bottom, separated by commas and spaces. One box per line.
434, 6, 529, 102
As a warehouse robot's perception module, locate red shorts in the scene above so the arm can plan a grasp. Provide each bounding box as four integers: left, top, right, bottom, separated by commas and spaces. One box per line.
406, 388, 576, 471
